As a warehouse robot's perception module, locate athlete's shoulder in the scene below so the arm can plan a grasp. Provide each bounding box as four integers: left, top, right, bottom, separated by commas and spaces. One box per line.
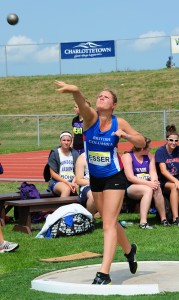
116, 116, 129, 127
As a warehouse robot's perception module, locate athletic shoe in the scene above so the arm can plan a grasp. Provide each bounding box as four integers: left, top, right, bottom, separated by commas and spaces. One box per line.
139, 222, 154, 229
0, 241, 19, 253
161, 219, 171, 226
173, 218, 179, 226
92, 272, 112, 285
124, 243, 138, 274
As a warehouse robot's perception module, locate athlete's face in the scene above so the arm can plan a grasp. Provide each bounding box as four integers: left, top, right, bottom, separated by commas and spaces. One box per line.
166, 134, 179, 151
60, 136, 72, 149
96, 90, 116, 111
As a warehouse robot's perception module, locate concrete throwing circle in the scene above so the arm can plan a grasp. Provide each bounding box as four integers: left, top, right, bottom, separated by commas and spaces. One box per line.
31, 261, 179, 296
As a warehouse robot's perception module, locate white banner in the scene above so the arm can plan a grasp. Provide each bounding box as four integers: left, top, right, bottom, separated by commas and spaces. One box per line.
171, 35, 179, 54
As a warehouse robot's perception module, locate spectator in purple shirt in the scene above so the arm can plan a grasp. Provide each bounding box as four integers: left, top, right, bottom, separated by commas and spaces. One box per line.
122, 137, 170, 229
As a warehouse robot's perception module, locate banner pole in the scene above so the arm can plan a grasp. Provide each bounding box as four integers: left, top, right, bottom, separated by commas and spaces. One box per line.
115, 40, 117, 71
59, 43, 61, 75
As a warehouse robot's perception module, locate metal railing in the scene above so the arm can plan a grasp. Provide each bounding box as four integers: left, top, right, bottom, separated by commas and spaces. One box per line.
0, 110, 178, 149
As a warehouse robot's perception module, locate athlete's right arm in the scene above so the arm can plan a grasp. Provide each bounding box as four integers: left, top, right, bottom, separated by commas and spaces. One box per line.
55, 81, 97, 129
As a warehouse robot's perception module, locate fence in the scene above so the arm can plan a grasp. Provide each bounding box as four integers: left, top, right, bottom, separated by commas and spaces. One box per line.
0, 110, 178, 150
0, 36, 179, 77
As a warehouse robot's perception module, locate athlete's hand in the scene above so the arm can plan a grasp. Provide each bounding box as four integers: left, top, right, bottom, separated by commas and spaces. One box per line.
147, 180, 160, 190
114, 129, 128, 139
55, 81, 79, 93
174, 179, 179, 190
71, 185, 76, 193
67, 182, 77, 193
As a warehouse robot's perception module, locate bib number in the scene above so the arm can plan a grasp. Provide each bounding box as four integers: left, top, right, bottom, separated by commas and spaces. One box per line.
88, 151, 111, 166
136, 173, 150, 180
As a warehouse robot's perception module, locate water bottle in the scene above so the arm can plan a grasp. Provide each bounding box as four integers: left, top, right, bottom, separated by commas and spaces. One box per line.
120, 220, 134, 227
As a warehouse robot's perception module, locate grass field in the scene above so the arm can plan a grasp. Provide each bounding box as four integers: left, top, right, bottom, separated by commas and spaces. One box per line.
0, 68, 179, 151
0, 70, 179, 299
1, 185, 179, 299
0, 68, 179, 115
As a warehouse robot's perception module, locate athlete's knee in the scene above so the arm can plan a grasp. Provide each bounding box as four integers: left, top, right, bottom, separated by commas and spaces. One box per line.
102, 218, 117, 232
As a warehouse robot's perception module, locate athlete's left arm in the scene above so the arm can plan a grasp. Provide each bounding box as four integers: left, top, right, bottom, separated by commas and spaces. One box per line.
115, 117, 145, 148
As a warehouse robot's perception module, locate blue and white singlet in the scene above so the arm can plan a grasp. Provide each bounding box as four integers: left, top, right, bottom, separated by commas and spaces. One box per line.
83, 115, 123, 178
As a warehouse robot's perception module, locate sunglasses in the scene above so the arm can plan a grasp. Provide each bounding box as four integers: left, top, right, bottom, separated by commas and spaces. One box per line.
167, 138, 179, 143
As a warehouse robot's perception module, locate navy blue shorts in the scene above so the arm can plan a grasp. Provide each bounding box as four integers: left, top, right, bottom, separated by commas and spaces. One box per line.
78, 186, 91, 208
51, 180, 59, 192
90, 169, 127, 192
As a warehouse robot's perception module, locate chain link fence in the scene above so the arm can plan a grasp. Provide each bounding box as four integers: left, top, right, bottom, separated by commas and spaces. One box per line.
0, 110, 178, 150
0, 36, 179, 77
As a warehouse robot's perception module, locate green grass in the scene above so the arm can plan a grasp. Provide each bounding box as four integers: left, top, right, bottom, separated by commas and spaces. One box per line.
0, 69, 179, 299
0, 182, 179, 299
0, 69, 179, 150
0, 69, 179, 115
1, 212, 179, 299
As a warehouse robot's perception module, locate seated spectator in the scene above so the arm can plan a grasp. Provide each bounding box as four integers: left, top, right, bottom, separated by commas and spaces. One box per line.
0, 224, 19, 253
122, 137, 170, 229
155, 124, 179, 225
166, 56, 175, 68
48, 131, 79, 197
75, 152, 97, 217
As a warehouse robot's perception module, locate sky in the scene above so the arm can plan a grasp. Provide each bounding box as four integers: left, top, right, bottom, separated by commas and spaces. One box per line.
1, 0, 179, 76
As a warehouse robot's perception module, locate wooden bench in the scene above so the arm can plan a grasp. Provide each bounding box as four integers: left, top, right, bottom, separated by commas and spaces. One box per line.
5, 196, 78, 234
123, 195, 140, 213
0, 190, 54, 226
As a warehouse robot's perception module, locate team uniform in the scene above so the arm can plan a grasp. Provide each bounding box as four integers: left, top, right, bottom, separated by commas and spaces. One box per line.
155, 145, 179, 188
126, 152, 151, 198
72, 115, 84, 154
83, 115, 127, 192
128, 152, 150, 181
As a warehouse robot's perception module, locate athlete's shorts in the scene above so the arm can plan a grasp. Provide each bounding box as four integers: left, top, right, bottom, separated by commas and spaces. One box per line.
78, 186, 91, 208
90, 169, 128, 192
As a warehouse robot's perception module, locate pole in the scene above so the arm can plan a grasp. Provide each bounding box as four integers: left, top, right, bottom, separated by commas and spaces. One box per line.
5, 46, 8, 77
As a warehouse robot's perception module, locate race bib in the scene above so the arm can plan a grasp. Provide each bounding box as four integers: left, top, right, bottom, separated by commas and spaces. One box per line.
88, 151, 111, 166
60, 171, 75, 182
136, 173, 150, 181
